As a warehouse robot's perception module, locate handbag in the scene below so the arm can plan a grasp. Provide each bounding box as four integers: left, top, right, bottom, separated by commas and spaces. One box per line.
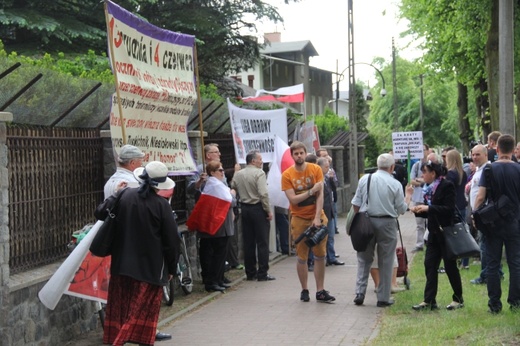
350, 174, 375, 252
440, 209, 480, 261
90, 188, 128, 257
472, 164, 518, 234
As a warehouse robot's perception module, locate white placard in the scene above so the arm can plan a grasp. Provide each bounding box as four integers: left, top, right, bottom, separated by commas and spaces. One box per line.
392, 131, 423, 159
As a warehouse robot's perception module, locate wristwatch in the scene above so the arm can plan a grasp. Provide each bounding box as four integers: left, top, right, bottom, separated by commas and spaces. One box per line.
308, 190, 312, 196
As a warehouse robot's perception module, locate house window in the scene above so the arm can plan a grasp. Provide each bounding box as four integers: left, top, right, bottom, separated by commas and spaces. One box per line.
248, 75, 254, 88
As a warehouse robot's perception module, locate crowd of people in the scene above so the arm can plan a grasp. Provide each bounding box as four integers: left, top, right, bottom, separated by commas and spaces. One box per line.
97, 130, 520, 344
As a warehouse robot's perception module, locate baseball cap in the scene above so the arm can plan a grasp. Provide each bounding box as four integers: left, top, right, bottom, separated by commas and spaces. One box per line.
118, 145, 145, 161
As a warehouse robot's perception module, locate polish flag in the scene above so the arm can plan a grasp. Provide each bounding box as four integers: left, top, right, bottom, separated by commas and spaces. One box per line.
267, 136, 294, 209
186, 177, 232, 235
242, 84, 304, 103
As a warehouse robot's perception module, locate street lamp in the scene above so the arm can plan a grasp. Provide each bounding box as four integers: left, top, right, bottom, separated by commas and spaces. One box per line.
333, 62, 387, 115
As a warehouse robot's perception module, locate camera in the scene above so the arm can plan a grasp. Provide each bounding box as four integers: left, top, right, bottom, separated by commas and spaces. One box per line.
294, 224, 328, 247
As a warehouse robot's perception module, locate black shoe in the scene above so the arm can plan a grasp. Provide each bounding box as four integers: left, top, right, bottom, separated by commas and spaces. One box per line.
316, 290, 336, 303
327, 260, 345, 266
205, 284, 225, 292
222, 276, 231, 284
155, 332, 172, 341
218, 282, 231, 288
377, 300, 395, 307
335, 254, 340, 258
246, 275, 257, 281
300, 289, 310, 302
353, 293, 365, 306
412, 302, 438, 311
257, 274, 276, 281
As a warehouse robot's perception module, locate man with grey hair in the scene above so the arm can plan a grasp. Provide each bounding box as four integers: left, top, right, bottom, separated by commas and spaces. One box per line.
104, 145, 145, 199
351, 153, 411, 307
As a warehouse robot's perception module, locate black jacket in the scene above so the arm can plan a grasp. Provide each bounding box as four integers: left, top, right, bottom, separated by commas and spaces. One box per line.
110, 188, 180, 286
417, 179, 456, 234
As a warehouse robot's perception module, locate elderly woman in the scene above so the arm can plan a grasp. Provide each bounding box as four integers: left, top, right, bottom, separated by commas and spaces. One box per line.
103, 161, 180, 346
410, 161, 464, 311
197, 161, 236, 292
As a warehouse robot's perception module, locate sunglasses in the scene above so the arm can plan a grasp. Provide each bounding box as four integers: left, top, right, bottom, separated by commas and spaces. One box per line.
217, 168, 225, 172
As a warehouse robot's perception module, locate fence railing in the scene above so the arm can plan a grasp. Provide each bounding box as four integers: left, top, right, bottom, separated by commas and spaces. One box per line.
7, 125, 104, 274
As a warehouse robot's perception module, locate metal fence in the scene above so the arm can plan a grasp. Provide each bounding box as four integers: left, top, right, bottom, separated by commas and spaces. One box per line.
7, 125, 104, 274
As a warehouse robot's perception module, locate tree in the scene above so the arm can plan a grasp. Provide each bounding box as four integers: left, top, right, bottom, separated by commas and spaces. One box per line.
0, 0, 296, 83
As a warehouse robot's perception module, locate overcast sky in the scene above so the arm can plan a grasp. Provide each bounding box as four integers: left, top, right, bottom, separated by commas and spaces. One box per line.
258, 0, 421, 89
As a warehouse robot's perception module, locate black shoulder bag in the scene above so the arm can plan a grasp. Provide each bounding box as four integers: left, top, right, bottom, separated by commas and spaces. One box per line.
440, 207, 480, 261
90, 188, 128, 257
350, 174, 375, 252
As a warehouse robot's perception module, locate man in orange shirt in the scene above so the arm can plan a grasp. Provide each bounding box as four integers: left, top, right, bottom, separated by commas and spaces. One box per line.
282, 141, 335, 303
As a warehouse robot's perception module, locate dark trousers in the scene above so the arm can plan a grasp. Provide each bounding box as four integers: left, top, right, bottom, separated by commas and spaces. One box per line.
199, 236, 230, 286
423, 232, 463, 304
486, 221, 520, 312
275, 212, 289, 254
241, 203, 270, 279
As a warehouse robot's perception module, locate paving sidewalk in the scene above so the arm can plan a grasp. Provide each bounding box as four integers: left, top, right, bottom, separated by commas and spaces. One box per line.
157, 212, 419, 346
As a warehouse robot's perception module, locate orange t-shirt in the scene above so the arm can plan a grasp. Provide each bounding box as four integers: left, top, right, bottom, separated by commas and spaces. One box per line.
281, 163, 324, 220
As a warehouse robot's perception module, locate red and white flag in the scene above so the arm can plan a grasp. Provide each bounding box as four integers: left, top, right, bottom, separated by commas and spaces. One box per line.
267, 136, 294, 209
186, 177, 232, 235
242, 84, 304, 103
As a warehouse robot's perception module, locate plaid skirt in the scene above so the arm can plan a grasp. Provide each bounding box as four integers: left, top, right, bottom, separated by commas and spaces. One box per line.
103, 275, 163, 346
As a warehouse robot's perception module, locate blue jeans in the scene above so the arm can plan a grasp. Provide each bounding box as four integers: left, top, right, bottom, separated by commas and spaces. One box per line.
326, 216, 337, 263
485, 220, 520, 312
478, 232, 504, 281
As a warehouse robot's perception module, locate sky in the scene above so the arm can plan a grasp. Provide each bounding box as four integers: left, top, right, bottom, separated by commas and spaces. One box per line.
258, 0, 421, 90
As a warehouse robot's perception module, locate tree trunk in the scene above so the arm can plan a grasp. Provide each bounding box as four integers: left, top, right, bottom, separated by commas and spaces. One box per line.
457, 82, 470, 154
516, 82, 520, 143
485, 0, 499, 131
474, 78, 491, 142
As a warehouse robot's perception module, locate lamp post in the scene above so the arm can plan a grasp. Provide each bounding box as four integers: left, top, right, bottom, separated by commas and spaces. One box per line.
334, 62, 387, 115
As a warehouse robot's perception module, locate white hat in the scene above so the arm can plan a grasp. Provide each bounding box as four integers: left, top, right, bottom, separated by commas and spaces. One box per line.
133, 161, 175, 190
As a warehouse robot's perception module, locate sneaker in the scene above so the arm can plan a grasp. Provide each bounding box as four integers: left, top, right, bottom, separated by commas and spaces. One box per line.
438, 267, 445, 274
446, 301, 464, 310
231, 264, 244, 270
308, 264, 314, 272
470, 277, 486, 284
391, 286, 406, 293
300, 289, 310, 302
316, 290, 336, 303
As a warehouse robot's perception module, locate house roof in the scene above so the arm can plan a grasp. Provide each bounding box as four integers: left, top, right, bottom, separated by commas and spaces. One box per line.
261, 40, 319, 57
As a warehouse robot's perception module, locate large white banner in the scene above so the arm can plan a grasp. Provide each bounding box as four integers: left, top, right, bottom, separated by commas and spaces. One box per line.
106, 1, 197, 174
228, 99, 287, 164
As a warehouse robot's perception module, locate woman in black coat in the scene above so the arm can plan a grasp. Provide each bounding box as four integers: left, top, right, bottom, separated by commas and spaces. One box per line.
409, 161, 464, 311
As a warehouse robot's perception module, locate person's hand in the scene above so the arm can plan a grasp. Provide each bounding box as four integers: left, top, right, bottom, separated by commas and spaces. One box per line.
266, 212, 273, 221
312, 217, 321, 228
230, 188, 236, 196
115, 181, 128, 193
406, 184, 414, 195
196, 173, 207, 189
311, 181, 324, 193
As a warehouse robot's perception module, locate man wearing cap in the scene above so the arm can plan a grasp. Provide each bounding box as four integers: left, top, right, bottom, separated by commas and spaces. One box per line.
104, 145, 145, 199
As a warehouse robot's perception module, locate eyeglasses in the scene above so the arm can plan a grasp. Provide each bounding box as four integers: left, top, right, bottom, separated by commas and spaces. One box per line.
208, 151, 220, 154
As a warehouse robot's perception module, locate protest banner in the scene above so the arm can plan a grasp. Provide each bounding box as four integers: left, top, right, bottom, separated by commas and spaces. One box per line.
228, 99, 287, 164
106, 0, 197, 174
392, 131, 424, 160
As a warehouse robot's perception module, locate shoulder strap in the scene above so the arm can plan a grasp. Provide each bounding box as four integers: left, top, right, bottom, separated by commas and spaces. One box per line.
366, 174, 372, 206
483, 164, 496, 202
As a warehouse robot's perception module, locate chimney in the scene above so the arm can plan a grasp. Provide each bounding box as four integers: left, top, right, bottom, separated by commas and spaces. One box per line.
264, 32, 281, 43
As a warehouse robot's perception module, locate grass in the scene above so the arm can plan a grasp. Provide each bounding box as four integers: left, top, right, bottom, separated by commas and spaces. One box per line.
369, 251, 520, 346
